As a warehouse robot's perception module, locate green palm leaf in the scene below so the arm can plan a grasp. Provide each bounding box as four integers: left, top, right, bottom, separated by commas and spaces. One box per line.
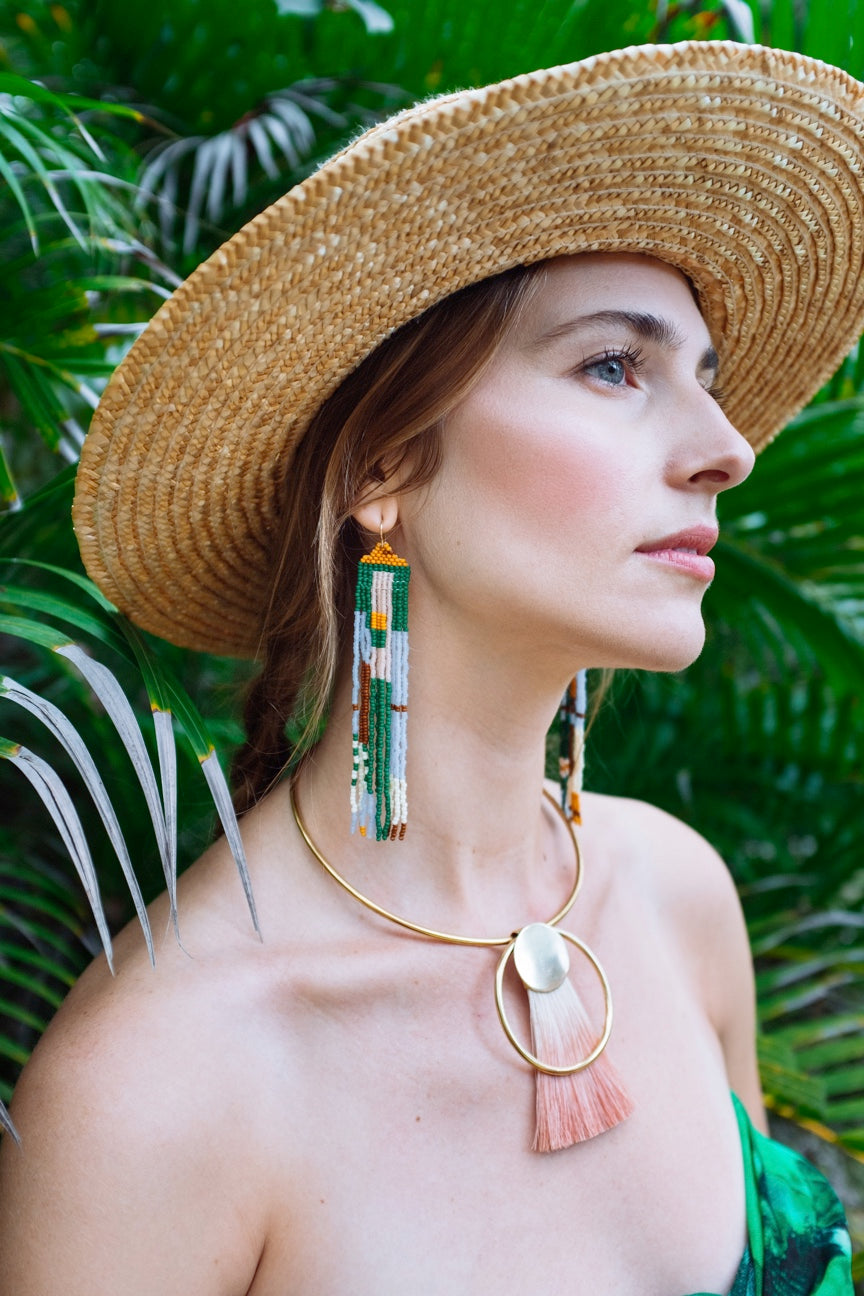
0, 844, 92, 1144
0, 74, 143, 250
0, 674, 155, 963
0, 738, 113, 969
0, 564, 261, 1140
137, 80, 350, 253
0, 575, 259, 937
0, 75, 179, 492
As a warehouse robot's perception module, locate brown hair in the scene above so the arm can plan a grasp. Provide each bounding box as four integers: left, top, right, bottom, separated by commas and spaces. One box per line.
231, 263, 545, 813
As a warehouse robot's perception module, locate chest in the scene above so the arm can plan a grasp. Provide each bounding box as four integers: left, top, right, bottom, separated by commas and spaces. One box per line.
243, 929, 747, 1296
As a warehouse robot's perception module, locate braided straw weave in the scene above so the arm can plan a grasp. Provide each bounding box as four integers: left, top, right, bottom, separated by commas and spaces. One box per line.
74, 41, 864, 657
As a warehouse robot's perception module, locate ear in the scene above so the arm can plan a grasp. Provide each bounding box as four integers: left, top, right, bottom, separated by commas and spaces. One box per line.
351, 491, 400, 540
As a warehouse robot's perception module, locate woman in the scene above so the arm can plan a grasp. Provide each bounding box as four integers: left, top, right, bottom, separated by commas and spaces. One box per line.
1, 40, 862, 1296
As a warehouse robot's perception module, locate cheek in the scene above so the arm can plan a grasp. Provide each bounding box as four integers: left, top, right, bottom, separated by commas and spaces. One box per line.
446, 381, 639, 540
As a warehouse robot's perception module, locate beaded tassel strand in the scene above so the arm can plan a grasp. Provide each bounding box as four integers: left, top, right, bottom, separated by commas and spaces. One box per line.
350, 540, 410, 840
558, 670, 587, 825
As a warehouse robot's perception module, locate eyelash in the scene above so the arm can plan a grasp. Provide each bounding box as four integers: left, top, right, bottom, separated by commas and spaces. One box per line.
581, 345, 728, 408
580, 344, 646, 383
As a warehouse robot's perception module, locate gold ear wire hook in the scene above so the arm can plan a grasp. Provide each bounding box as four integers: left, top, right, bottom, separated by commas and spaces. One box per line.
379, 519, 386, 545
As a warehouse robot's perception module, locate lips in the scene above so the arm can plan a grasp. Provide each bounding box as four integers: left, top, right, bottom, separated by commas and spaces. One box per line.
635, 525, 718, 581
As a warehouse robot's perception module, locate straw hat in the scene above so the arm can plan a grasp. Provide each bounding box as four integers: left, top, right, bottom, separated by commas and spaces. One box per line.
74, 40, 864, 658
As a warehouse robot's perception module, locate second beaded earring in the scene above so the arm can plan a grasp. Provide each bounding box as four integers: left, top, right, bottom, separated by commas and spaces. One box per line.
558, 670, 587, 825
350, 534, 411, 841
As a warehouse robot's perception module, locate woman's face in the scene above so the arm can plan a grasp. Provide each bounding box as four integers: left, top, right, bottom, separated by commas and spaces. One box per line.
401, 252, 755, 675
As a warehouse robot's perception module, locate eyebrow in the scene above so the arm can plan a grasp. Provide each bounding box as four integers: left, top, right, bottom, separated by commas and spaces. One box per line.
532, 309, 719, 377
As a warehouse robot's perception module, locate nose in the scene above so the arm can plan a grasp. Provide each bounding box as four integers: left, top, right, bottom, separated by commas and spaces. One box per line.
681, 394, 755, 494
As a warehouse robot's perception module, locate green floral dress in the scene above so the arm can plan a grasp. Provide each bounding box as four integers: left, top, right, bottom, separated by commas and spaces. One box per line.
691, 1094, 853, 1296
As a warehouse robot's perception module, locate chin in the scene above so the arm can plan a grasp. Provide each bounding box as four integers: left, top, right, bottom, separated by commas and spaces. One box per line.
651, 645, 705, 673
604, 619, 707, 673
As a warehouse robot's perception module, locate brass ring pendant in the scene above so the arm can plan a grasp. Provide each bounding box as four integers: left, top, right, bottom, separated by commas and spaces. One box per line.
494, 930, 614, 1076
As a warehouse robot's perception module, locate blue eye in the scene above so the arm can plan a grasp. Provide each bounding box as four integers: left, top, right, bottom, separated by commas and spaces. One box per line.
581, 345, 644, 387
588, 355, 628, 385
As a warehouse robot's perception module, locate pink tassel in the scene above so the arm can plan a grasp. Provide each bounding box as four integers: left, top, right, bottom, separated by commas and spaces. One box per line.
528, 978, 633, 1152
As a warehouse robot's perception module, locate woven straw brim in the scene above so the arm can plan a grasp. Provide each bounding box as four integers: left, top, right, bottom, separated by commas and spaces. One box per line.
74, 40, 864, 658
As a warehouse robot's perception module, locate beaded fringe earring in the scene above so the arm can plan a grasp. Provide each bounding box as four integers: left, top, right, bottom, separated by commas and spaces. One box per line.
350, 536, 410, 840
526, 669, 633, 1152
558, 670, 587, 825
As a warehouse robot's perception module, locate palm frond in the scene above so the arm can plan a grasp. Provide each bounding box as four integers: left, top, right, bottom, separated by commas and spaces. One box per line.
0, 674, 154, 962
0, 561, 259, 936
0, 840, 96, 1145
137, 80, 345, 253
0, 77, 180, 493
0, 737, 114, 969
0, 74, 142, 250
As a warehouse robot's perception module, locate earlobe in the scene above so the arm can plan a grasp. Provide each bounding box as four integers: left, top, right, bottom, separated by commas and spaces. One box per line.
351, 493, 399, 539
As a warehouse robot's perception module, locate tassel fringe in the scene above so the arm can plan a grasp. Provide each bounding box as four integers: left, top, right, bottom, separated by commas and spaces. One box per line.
528, 979, 633, 1152
351, 540, 410, 840
558, 671, 587, 824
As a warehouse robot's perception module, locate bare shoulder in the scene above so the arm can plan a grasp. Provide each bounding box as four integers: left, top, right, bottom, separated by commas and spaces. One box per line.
4, 781, 310, 1137
581, 791, 764, 1120
580, 789, 739, 918
0, 790, 308, 1294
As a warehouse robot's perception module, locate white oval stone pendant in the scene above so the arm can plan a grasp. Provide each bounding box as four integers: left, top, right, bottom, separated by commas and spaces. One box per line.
513, 922, 570, 993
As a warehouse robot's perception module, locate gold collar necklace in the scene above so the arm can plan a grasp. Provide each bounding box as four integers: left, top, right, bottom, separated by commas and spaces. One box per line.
289, 783, 633, 1151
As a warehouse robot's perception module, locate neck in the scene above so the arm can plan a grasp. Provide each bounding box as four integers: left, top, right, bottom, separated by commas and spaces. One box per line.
293, 636, 582, 935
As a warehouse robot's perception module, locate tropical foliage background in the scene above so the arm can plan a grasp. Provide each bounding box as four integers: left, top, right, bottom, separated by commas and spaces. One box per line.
1, 0, 863, 1277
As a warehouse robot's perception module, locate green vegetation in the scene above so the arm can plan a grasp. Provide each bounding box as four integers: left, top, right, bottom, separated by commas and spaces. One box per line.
1, 0, 863, 1269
